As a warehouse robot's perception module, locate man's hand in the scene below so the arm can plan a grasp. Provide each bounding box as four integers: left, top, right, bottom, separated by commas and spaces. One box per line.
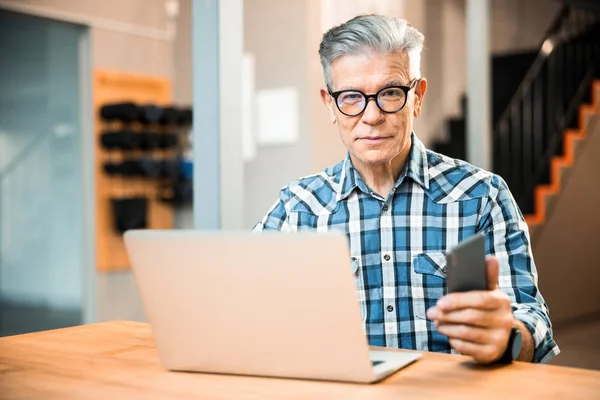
426, 257, 517, 364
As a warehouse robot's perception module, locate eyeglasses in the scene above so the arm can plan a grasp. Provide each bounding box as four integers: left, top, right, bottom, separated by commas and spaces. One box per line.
328, 79, 419, 117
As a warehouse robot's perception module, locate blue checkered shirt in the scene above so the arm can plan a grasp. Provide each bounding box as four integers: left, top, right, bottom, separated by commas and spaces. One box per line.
254, 133, 559, 363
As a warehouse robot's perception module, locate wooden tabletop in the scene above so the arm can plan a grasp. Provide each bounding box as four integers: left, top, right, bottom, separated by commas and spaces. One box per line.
1, 321, 599, 399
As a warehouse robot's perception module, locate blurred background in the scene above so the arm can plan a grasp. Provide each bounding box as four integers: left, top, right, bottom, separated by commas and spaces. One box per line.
0, 0, 599, 371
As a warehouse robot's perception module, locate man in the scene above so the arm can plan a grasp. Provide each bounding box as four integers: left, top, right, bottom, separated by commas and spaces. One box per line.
254, 15, 559, 364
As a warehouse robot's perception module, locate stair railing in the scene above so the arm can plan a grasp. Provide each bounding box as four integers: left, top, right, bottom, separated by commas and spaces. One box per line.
493, 5, 600, 215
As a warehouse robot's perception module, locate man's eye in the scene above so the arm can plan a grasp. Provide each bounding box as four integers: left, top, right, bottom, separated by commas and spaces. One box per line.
381, 89, 402, 98
340, 93, 363, 103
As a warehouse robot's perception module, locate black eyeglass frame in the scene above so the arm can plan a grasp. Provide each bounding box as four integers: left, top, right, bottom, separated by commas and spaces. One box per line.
327, 78, 419, 116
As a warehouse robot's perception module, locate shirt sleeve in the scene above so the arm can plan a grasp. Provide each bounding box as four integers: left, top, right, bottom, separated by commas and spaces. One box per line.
478, 175, 560, 363
252, 187, 291, 232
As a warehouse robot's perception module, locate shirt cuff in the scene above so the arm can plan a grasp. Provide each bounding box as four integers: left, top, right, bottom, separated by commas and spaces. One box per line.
514, 309, 560, 363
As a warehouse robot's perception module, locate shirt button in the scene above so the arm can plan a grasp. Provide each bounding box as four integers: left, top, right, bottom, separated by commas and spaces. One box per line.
382, 204, 389, 212
387, 305, 394, 312
383, 254, 391, 261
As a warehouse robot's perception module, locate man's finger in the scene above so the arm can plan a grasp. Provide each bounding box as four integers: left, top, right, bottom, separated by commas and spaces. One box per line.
428, 307, 494, 327
436, 323, 492, 344
449, 338, 503, 364
486, 256, 499, 291
436, 289, 509, 311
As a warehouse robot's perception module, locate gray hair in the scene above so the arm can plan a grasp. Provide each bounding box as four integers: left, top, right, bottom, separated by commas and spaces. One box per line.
319, 15, 425, 88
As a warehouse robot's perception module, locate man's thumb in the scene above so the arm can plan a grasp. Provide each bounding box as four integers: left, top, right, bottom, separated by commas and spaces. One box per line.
486, 256, 499, 290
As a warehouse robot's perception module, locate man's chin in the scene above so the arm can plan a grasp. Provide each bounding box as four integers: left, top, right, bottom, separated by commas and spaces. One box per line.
352, 150, 395, 166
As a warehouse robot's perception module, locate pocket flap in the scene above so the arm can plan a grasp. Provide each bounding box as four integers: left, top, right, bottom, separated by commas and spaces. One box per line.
413, 252, 447, 278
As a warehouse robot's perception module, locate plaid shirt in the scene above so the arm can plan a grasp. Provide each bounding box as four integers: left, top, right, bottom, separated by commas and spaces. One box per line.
254, 133, 559, 363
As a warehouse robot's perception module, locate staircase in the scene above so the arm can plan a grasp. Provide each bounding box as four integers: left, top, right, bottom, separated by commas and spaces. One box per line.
431, 4, 600, 236
525, 81, 599, 231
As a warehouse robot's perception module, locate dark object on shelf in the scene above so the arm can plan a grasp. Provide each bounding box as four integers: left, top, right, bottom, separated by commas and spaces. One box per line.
181, 159, 193, 180
137, 157, 164, 178
140, 132, 179, 149
160, 107, 180, 125
140, 132, 163, 150
103, 162, 121, 176
111, 196, 148, 233
101, 130, 178, 151
177, 107, 193, 126
160, 133, 179, 149
159, 159, 193, 205
161, 179, 193, 205
103, 159, 153, 178
138, 104, 164, 124
103, 158, 181, 178
103, 159, 139, 177
160, 158, 182, 179
100, 102, 139, 123
100, 130, 142, 150
100, 131, 179, 151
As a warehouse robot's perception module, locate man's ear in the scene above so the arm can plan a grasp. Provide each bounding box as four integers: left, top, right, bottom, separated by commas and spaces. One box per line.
320, 87, 337, 124
413, 78, 427, 118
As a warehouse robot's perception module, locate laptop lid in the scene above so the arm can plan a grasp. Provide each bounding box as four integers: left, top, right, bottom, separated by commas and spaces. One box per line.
124, 230, 377, 382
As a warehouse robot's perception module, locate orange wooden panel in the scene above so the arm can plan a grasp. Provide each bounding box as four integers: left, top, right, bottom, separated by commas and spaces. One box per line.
94, 70, 173, 272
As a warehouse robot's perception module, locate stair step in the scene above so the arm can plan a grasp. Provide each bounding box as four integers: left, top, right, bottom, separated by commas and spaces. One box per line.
525, 80, 600, 233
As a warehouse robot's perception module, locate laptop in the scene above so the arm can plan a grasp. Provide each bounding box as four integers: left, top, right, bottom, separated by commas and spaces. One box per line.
124, 230, 421, 383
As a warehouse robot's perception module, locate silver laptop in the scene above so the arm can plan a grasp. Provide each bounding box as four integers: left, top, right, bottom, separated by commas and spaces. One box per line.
124, 230, 420, 383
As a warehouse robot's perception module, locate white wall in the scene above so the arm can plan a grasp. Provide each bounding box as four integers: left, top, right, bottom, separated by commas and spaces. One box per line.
243, 0, 311, 228
492, 0, 561, 54
306, 0, 345, 175
0, 0, 175, 77
173, 0, 192, 106
440, 0, 467, 122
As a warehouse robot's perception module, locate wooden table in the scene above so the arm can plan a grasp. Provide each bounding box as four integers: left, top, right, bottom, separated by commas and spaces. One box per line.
1, 321, 599, 399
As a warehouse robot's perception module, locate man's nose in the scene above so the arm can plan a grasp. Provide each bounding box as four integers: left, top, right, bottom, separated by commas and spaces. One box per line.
361, 98, 385, 124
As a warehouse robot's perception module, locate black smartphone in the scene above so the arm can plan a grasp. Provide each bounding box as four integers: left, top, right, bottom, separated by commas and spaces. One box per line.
446, 233, 488, 293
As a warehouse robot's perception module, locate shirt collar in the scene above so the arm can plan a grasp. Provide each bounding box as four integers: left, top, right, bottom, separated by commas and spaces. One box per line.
405, 132, 430, 191
336, 132, 430, 201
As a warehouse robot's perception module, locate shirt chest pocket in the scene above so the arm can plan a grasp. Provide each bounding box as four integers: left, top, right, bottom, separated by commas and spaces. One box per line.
413, 252, 447, 279
411, 252, 447, 318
